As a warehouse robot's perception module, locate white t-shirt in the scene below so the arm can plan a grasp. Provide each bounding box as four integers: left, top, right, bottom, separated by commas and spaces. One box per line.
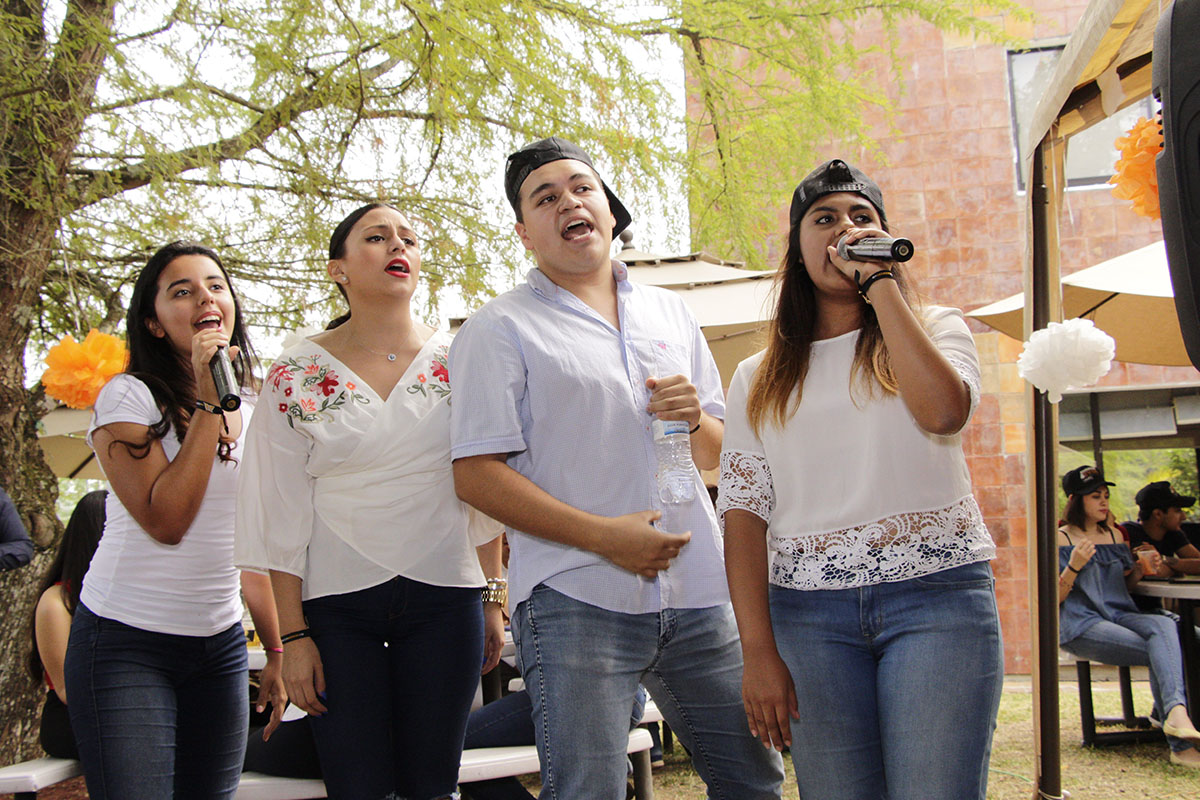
81, 374, 251, 636
718, 306, 995, 590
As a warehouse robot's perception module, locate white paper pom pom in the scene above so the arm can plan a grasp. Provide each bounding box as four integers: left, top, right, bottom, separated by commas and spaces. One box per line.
1017, 318, 1116, 403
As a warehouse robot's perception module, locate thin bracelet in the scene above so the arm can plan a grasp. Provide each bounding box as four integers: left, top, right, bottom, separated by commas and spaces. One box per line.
195, 399, 223, 415
264, 646, 283, 654
1066, 564, 1080, 574
689, 421, 701, 434
280, 628, 312, 645
857, 270, 896, 302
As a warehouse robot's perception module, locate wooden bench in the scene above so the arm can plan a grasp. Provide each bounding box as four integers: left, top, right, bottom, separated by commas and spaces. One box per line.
0, 757, 82, 800
236, 727, 655, 800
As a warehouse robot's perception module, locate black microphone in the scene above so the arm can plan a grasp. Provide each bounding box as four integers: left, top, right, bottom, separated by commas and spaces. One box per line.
209, 347, 241, 411
836, 235, 914, 263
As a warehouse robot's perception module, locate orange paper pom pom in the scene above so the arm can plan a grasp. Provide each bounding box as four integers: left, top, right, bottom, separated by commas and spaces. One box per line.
1109, 116, 1163, 220
42, 330, 128, 409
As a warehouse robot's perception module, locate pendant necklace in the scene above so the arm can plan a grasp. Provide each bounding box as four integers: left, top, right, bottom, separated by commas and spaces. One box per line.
355, 341, 398, 362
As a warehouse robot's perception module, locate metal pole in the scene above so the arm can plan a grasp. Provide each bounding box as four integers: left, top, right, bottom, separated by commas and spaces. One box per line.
1032, 140, 1062, 799
1090, 393, 1104, 473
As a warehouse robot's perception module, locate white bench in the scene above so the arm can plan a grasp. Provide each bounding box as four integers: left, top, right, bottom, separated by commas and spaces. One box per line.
0, 757, 82, 799
237, 727, 654, 800
0, 728, 655, 800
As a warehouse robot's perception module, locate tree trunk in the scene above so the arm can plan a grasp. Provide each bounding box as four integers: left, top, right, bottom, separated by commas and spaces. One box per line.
0, 238, 70, 765
0, 0, 118, 763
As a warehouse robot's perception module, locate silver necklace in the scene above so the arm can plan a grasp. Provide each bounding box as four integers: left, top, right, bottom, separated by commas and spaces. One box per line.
354, 341, 398, 362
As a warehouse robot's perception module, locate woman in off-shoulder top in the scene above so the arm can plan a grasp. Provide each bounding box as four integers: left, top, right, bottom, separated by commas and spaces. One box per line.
1057, 464, 1200, 767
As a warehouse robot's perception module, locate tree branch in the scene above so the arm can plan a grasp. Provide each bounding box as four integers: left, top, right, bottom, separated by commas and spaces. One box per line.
65, 44, 408, 210
91, 81, 265, 114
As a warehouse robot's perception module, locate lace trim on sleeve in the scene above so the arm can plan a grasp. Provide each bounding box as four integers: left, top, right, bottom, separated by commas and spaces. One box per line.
944, 352, 980, 418
717, 450, 775, 532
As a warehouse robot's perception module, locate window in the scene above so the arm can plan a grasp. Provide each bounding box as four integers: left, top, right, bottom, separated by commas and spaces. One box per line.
1007, 46, 1157, 190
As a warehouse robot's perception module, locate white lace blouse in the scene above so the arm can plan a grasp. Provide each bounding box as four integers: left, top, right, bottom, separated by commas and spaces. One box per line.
717, 306, 995, 590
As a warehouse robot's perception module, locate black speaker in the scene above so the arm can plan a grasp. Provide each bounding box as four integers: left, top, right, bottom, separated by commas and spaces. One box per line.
1155, 0, 1200, 370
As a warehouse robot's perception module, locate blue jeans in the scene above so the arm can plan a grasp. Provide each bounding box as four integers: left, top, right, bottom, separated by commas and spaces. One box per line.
770, 561, 1004, 800
64, 603, 248, 800
460, 686, 646, 800
303, 576, 484, 800
1062, 612, 1193, 752
513, 585, 783, 800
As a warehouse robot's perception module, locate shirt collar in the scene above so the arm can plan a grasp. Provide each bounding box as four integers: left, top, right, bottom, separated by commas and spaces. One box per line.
527, 259, 630, 300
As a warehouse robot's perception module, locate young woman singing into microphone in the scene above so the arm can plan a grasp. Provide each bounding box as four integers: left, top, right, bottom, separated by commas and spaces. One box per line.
720, 160, 1003, 800
64, 241, 285, 800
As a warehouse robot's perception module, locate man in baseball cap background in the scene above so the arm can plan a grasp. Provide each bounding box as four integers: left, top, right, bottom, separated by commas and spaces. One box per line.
1126, 481, 1200, 576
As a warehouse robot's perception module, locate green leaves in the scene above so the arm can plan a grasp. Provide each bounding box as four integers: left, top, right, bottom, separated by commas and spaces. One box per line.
2, 0, 1027, 351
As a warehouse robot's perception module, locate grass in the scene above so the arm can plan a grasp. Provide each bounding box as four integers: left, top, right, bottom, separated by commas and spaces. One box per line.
517, 678, 1200, 799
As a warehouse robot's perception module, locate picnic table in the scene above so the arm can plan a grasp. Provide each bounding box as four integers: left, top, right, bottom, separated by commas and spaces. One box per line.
1131, 577, 1200, 707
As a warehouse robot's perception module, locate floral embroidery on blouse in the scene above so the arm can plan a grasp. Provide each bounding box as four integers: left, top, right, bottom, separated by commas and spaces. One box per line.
267, 355, 371, 428
407, 345, 451, 399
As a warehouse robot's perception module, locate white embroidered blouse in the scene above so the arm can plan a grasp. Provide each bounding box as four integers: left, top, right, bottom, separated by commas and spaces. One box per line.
235, 330, 499, 600
717, 306, 995, 590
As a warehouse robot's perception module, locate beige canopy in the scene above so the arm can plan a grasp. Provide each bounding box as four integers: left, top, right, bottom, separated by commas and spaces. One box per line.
37, 405, 102, 480
968, 241, 1188, 365
1017, 1, 1169, 796
619, 243, 777, 385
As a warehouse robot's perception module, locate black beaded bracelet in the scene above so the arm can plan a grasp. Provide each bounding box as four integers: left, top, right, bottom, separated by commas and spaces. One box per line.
195, 399, 224, 415
280, 628, 312, 645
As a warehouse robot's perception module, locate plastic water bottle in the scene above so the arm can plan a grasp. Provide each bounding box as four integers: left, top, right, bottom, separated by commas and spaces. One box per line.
653, 419, 695, 503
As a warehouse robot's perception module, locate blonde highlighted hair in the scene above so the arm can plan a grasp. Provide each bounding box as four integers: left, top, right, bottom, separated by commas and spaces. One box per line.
745, 222, 921, 435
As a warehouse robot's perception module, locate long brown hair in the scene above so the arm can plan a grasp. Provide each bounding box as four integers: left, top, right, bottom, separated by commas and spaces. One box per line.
113, 241, 259, 464
745, 220, 919, 434
28, 490, 106, 683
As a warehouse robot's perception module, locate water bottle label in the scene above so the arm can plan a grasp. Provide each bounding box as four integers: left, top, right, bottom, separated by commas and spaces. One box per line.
652, 419, 690, 440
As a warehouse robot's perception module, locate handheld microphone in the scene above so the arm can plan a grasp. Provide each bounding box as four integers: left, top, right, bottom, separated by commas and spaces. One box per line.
836, 235, 914, 263
209, 347, 242, 411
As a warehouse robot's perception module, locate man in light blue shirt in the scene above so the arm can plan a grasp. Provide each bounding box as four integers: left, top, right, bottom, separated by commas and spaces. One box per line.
450, 137, 783, 799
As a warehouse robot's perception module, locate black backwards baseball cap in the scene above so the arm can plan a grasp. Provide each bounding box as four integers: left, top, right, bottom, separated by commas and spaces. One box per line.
1061, 465, 1115, 496
789, 159, 887, 228
1136, 481, 1196, 514
503, 137, 632, 238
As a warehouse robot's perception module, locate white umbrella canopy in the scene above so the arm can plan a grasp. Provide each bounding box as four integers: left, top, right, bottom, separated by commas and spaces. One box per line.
619, 240, 777, 385
37, 405, 103, 480
967, 241, 1189, 366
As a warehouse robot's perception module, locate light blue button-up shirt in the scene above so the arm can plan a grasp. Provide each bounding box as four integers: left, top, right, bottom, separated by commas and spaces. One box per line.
449, 261, 728, 614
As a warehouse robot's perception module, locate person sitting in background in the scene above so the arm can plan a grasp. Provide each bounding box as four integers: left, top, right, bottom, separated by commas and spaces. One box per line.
1124, 481, 1200, 576
1058, 466, 1200, 767
0, 484, 34, 571
28, 490, 107, 759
